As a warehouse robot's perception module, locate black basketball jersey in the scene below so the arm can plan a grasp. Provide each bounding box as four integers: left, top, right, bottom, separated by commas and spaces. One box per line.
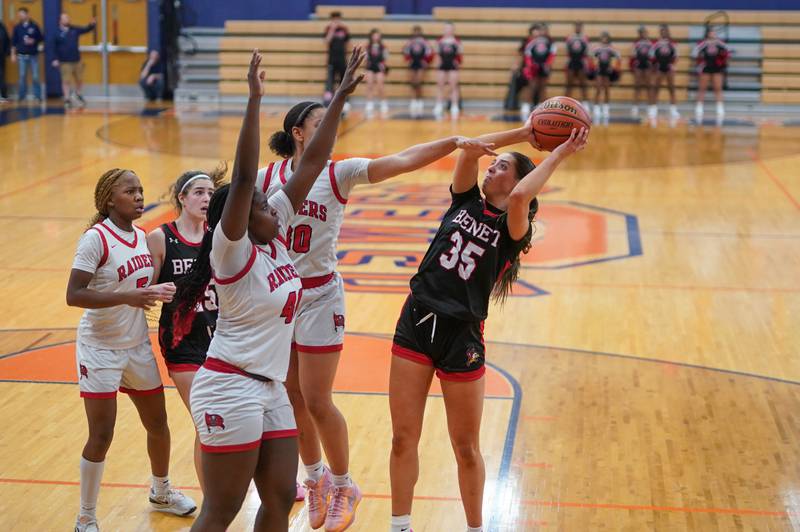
410, 185, 531, 322
156, 222, 218, 360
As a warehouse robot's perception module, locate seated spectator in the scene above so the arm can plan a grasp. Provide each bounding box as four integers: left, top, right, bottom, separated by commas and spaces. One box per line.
139, 50, 164, 102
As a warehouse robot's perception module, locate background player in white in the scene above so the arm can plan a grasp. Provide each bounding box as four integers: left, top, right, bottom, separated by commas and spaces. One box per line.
170, 48, 364, 532
66, 169, 197, 532
261, 97, 494, 530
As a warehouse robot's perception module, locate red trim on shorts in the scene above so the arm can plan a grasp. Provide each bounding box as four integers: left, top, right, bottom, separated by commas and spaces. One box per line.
201, 439, 261, 454
436, 365, 486, 382
391, 343, 433, 366
278, 159, 289, 185
88, 227, 109, 267
262, 429, 299, 440
168, 222, 202, 247
328, 162, 347, 205
213, 245, 257, 285
166, 362, 201, 373
80, 391, 117, 399
262, 162, 276, 193
300, 272, 334, 289
99, 221, 138, 248
294, 343, 343, 354
120, 385, 164, 396
203, 357, 272, 382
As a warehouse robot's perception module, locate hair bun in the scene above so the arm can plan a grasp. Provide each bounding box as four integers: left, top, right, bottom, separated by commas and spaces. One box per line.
269, 130, 295, 158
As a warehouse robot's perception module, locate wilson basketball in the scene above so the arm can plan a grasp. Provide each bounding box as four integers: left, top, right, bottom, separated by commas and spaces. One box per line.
530, 96, 592, 151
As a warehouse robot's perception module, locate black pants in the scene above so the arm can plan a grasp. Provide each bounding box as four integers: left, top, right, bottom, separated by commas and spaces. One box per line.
325, 60, 346, 95
0, 59, 6, 99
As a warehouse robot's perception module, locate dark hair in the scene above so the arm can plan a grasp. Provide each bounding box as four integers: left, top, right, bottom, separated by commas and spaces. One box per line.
412, 25, 423, 34
330, 11, 342, 18
528, 23, 538, 33
638, 25, 647, 35
169, 162, 227, 212
171, 184, 230, 346
704, 25, 714, 39
369, 28, 382, 43
18, 7, 29, 13
88, 168, 133, 228
492, 152, 539, 304
601, 31, 611, 42
269, 101, 323, 158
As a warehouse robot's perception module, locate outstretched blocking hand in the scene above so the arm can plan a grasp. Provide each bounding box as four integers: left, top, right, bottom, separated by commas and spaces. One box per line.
455, 136, 498, 158
336, 46, 366, 96
552, 127, 590, 158
247, 49, 266, 98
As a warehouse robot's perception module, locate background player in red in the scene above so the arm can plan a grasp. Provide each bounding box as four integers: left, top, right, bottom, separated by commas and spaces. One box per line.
693, 25, 729, 124
403, 25, 433, 117
523, 24, 557, 114
364, 28, 389, 118
564, 22, 591, 113
630, 26, 653, 120
649, 24, 680, 126
146, 166, 225, 492
261, 95, 494, 532
592, 31, 621, 124
66, 169, 197, 531
323, 11, 351, 113
433, 22, 463, 119
388, 120, 589, 532
170, 48, 363, 532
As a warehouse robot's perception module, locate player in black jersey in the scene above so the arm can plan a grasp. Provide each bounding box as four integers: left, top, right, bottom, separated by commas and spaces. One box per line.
565, 22, 590, 109
146, 166, 224, 490
364, 28, 389, 118
630, 26, 653, 120
403, 25, 432, 117
387, 118, 589, 532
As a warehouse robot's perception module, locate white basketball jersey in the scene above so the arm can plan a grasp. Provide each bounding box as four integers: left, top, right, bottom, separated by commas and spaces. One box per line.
206, 190, 303, 381
256, 157, 370, 278
72, 221, 154, 349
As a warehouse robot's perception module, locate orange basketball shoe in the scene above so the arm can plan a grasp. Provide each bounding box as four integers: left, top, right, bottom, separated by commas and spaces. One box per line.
324, 481, 362, 532
304, 467, 333, 529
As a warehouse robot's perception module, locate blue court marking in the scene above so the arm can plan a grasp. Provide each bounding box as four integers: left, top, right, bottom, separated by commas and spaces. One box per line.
522, 200, 642, 270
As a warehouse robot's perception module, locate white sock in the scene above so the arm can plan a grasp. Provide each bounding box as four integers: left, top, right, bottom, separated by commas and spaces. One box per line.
466, 527, 483, 532
151, 475, 170, 498
79, 457, 105, 518
332, 472, 352, 487
304, 460, 325, 482
391, 514, 412, 532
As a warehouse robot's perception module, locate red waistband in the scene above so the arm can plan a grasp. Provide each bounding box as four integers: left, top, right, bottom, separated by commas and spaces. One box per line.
203, 357, 272, 382
301, 272, 334, 289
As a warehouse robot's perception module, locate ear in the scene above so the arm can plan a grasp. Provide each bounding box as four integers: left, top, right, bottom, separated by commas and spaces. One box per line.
291, 125, 304, 144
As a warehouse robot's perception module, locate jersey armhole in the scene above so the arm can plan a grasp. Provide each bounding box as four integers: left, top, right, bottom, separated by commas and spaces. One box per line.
88, 227, 109, 268
213, 245, 257, 285
262, 162, 276, 193
328, 161, 347, 205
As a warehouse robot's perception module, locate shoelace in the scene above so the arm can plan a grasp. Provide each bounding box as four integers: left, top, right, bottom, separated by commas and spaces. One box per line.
306, 484, 322, 511
329, 486, 350, 514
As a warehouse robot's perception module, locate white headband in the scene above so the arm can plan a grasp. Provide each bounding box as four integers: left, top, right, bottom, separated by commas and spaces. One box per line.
179, 174, 212, 194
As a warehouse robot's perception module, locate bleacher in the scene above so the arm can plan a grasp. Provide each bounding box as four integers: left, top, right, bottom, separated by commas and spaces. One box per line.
175, 6, 800, 106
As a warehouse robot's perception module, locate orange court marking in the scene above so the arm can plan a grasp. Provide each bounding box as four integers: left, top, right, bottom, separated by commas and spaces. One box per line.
0, 333, 512, 396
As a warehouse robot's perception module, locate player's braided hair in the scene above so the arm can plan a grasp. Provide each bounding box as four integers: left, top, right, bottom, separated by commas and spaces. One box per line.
269, 101, 324, 158
170, 184, 230, 346
492, 152, 539, 304
169, 162, 228, 212
88, 168, 131, 228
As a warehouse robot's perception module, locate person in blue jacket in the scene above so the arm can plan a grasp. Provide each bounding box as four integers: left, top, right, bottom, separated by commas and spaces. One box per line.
11, 7, 44, 102
53, 13, 96, 108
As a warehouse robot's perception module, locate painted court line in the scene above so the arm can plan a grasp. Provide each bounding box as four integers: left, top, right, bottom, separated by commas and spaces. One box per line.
0, 478, 795, 517
748, 150, 800, 211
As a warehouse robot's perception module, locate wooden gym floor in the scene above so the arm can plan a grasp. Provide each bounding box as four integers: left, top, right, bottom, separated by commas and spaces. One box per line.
0, 103, 798, 531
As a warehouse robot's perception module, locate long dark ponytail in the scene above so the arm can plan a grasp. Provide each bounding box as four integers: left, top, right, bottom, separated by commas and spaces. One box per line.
170, 184, 230, 346
492, 152, 539, 304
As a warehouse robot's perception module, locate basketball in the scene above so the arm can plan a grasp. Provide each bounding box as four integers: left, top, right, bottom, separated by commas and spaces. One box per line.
530, 96, 592, 151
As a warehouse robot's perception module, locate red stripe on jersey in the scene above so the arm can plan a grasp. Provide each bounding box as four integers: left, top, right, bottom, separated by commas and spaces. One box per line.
213, 245, 257, 285
168, 222, 202, 247
262, 162, 276, 193
99, 221, 139, 248
328, 162, 347, 205
300, 272, 334, 289
278, 159, 289, 185
203, 357, 272, 382
88, 227, 109, 267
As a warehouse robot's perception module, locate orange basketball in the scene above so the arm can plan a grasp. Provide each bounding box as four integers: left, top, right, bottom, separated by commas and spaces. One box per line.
530, 96, 592, 152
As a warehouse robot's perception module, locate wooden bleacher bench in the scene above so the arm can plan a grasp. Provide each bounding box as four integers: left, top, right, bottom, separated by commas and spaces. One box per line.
315, 5, 385, 20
